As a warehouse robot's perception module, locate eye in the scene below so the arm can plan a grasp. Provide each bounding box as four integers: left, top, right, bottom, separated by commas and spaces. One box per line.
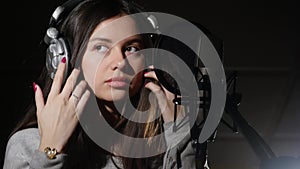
95, 45, 109, 53
125, 46, 139, 53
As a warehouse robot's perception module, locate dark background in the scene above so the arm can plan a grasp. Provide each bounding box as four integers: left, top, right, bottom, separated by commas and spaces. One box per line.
1, 0, 299, 168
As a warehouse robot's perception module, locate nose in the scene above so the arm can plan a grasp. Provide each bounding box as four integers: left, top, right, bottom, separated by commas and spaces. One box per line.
110, 47, 126, 70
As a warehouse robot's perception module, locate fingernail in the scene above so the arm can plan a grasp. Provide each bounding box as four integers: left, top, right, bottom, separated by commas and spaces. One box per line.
33, 82, 37, 92
148, 65, 154, 69
61, 57, 66, 63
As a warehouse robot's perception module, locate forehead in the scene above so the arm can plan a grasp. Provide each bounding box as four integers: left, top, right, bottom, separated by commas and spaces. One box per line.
90, 14, 141, 44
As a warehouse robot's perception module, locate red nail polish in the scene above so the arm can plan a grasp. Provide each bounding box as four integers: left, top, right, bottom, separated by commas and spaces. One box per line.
33, 82, 37, 92
61, 57, 66, 63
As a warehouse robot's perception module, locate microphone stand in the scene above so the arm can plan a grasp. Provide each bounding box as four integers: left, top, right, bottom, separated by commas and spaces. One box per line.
220, 71, 300, 169
171, 70, 282, 169
222, 71, 277, 162
171, 67, 212, 169
225, 91, 277, 162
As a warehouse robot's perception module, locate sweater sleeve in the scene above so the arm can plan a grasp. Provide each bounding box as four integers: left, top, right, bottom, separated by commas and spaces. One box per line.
162, 117, 198, 169
3, 128, 67, 169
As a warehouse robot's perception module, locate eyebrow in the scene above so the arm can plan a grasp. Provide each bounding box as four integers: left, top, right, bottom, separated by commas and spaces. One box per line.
89, 37, 112, 43
124, 37, 144, 45
89, 36, 145, 46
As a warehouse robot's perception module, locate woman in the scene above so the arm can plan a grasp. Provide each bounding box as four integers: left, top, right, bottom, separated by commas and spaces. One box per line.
3, 0, 202, 168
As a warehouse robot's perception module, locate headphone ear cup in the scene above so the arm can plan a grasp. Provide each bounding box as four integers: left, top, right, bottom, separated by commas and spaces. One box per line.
45, 27, 70, 82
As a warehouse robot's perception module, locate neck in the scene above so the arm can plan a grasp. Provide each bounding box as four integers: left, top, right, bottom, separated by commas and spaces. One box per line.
96, 99, 126, 129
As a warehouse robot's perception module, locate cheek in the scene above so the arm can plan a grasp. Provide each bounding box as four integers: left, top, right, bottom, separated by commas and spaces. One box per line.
129, 56, 146, 73
81, 55, 99, 92
81, 50, 106, 91
93, 62, 110, 99
129, 57, 146, 92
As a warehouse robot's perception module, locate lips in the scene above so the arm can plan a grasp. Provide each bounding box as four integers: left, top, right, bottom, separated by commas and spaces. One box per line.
105, 77, 130, 88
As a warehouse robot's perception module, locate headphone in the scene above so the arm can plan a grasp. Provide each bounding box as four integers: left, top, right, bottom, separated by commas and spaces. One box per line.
44, 0, 83, 82
44, 0, 159, 82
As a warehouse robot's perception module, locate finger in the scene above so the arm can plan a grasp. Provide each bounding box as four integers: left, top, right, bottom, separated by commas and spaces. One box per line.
75, 90, 91, 119
33, 82, 45, 116
69, 80, 87, 105
145, 81, 168, 111
145, 81, 174, 122
144, 69, 166, 93
61, 68, 80, 98
144, 70, 158, 81
48, 57, 67, 99
144, 66, 176, 100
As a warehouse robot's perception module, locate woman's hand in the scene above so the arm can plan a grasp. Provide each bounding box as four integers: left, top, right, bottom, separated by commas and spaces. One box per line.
34, 58, 90, 153
144, 65, 184, 123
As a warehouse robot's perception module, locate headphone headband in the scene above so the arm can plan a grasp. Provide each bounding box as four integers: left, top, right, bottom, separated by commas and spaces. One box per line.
49, 0, 84, 26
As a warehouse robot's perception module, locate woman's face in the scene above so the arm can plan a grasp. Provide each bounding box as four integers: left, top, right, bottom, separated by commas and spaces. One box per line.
82, 14, 146, 101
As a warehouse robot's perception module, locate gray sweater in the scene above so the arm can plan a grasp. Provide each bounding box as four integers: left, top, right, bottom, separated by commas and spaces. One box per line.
3, 118, 197, 169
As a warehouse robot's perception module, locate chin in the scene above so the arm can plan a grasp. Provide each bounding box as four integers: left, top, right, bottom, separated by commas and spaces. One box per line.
97, 90, 128, 102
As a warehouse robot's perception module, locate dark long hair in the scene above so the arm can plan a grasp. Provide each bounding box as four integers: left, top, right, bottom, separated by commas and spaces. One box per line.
10, 0, 164, 168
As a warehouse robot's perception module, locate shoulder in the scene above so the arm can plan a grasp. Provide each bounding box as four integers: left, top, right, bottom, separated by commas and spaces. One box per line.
4, 128, 40, 161
8, 127, 39, 139
6, 128, 40, 149
4, 128, 68, 169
